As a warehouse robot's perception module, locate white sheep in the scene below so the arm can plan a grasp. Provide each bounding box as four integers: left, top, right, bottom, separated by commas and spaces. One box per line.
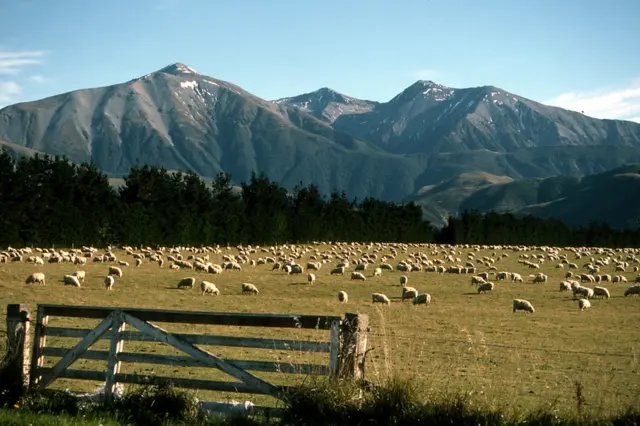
413, 293, 431, 306
372, 293, 391, 305
624, 285, 640, 296
135, 258, 142, 267
373, 267, 382, 277
307, 273, 316, 284
242, 282, 259, 295
73, 270, 86, 283
62, 274, 81, 287
108, 266, 123, 278
25, 272, 46, 286
104, 275, 115, 291
513, 299, 535, 313
573, 286, 594, 299
177, 277, 195, 289
399, 275, 408, 286
330, 266, 345, 275
477, 282, 494, 294
401, 287, 418, 301
350, 272, 366, 281
578, 298, 591, 311
337, 290, 348, 303
471, 275, 486, 285
559, 281, 572, 292
592, 286, 610, 299
200, 281, 220, 296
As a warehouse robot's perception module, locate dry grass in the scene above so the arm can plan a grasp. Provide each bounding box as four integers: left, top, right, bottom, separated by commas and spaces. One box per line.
0, 245, 638, 417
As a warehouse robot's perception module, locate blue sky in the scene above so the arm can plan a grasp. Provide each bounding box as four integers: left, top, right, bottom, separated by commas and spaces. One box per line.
1, 0, 639, 121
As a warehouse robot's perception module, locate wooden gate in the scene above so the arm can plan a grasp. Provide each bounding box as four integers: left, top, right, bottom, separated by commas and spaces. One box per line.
13, 304, 369, 415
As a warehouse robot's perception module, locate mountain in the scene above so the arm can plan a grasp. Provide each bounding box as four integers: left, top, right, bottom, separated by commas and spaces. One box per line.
409, 165, 640, 229
2, 62, 640, 213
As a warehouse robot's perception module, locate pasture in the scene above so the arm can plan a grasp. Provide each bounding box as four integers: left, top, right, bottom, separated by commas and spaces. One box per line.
0, 243, 639, 416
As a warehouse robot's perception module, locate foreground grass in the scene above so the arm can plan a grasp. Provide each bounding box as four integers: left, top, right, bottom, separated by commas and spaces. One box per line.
0, 244, 639, 415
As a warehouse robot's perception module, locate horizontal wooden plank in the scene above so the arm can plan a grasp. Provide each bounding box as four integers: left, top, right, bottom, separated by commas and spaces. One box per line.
38, 304, 340, 329
200, 401, 284, 417
44, 327, 331, 353
36, 368, 288, 396
41, 347, 329, 375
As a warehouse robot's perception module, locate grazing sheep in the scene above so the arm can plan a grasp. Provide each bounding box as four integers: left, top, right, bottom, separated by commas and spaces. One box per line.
471, 276, 486, 285
25, 272, 46, 286
169, 264, 180, 270
401, 287, 418, 301
350, 272, 366, 281
372, 293, 391, 305
242, 283, 259, 295
532, 273, 548, 284
338, 291, 348, 303
573, 286, 594, 299
413, 293, 431, 306
307, 273, 316, 284
513, 299, 535, 313
624, 285, 640, 297
559, 281, 572, 292
578, 298, 591, 311
373, 267, 382, 277
477, 282, 495, 294
108, 266, 123, 278
330, 266, 345, 275
73, 270, 86, 283
104, 275, 115, 291
63, 274, 81, 287
200, 281, 220, 296
593, 286, 610, 299
135, 258, 142, 267
177, 277, 196, 289
399, 275, 408, 286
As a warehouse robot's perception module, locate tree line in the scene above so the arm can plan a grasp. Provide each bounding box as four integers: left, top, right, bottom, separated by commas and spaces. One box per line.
1, 149, 639, 249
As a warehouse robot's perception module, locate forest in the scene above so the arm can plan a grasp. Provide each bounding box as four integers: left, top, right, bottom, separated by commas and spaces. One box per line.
1, 149, 639, 248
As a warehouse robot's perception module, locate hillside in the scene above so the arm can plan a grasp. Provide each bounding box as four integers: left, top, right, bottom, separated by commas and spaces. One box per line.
409, 164, 640, 229
2, 63, 640, 203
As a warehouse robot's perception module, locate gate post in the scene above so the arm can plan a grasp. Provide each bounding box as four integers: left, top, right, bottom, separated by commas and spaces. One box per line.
339, 313, 369, 380
5, 304, 32, 390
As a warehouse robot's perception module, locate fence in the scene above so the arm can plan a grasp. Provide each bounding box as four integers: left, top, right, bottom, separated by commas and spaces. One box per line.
5, 304, 370, 416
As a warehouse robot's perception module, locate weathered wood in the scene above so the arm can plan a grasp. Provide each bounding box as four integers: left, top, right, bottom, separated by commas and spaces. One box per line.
339, 313, 369, 380
121, 312, 282, 398
44, 327, 331, 352
103, 311, 125, 401
38, 368, 288, 395
41, 347, 330, 375
5, 304, 31, 390
328, 319, 341, 377
39, 304, 340, 329
29, 306, 48, 387
36, 313, 115, 390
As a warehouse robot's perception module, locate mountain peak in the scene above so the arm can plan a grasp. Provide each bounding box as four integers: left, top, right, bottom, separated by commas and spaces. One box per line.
157, 63, 199, 76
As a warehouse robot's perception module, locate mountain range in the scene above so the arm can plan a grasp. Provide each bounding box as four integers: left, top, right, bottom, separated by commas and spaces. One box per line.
1, 62, 640, 228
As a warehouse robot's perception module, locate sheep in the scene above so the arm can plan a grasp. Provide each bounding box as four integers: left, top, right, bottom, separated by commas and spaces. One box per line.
177, 277, 196, 289
372, 293, 391, 305
200, 281, 220, 296
338, 290, 348, 303
350, 272, 366, 281
573, 286, 594, 299
108, 266, 123, 278
104, 275, 115, 291
471, 275, 486, 285
307, 273, 316, 284
63, 274, 81, 287
401, 287, 418, 301
532, 273, 548, 284
373, 267, 382, 277
477, 282, 494, 294
25, 272, 46, 286
578, 298, 591, 311
399, 275, 408, 286
624, 285, 640, 296
330, 266, 345, 275
73, 270, 86, 283
592, 286, 610, 299
413, 293, 431, 306
513, 299, 535, 313
559, 281, 572, 292
135, 258, 142, 267
242, 283, 259, 295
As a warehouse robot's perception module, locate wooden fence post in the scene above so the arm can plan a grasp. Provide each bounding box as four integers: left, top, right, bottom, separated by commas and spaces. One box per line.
5, 304, 32, 390
339, 313, 369, 380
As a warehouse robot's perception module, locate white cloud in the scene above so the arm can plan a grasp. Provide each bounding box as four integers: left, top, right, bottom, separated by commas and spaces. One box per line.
0, 81, 21, 108
412, 69, 441, 82
0, 50, 46, 74
545, 79, 640, 122
29, 75, 47, 84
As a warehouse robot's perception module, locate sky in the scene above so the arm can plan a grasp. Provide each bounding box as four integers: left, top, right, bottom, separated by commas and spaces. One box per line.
1, 0, 639, 122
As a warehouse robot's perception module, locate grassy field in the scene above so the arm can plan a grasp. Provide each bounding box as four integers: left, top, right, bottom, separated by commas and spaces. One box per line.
0, 244, 639, 417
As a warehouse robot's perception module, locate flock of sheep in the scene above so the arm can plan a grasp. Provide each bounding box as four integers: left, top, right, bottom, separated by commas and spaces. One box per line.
3, 242, 640, 315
